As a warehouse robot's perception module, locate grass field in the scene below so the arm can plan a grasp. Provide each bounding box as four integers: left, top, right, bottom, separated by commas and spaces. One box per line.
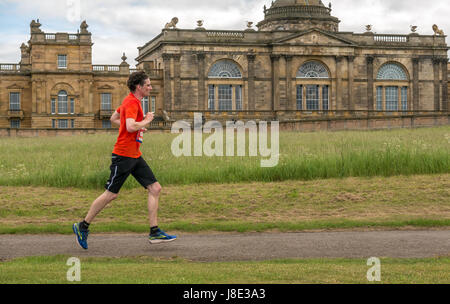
0, 127, 449, 189
1, 255, 448, 284
0, 174, 448, 233
1, 127, 449, 284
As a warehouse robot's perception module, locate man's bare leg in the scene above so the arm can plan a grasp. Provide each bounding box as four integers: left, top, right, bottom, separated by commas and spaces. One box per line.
147, 182, 162, 228
147, 182, 176, 243
84, 190, 118, 224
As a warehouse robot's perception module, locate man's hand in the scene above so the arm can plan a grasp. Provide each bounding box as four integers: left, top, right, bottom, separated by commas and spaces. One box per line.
144, 112, 154, 124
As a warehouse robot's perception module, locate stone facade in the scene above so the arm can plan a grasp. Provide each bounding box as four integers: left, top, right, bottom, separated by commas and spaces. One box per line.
136, 0, 449, 122
1, 1, 449, 134
0, 20, 164, 130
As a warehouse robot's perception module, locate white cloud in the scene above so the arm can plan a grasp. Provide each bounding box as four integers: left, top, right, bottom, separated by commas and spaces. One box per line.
334, 0, 449, 35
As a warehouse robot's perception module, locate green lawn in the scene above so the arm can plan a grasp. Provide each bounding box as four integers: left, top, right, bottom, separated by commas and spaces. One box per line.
1, 128, 449, 284
0, 174, 449, 234
0, 127, 449, 189
1, 255, 448, 284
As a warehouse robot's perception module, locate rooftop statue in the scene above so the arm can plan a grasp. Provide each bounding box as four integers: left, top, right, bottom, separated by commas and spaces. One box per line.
432, 24, 444, 36
80, 20, 90, 34
165, 17, 179, 30
30, 19, 43, 33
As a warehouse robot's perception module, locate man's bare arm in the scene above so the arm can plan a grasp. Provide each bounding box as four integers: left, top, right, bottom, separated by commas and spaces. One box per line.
110, 111, 121, 126
126, 112, 154, 133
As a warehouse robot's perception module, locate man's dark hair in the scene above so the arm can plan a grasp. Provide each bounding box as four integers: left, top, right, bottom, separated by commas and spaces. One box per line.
127, 71, 149, 92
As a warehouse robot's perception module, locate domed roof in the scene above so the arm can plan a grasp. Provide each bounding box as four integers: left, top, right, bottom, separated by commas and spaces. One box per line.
272, 0, 326, 8
258, 0, 339, 32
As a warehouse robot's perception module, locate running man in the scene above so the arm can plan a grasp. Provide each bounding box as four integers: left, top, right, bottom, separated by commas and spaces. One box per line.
73, 71, 176, 249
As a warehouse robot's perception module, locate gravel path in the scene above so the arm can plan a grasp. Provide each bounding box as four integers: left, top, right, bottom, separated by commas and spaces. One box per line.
1, 230, 449, 262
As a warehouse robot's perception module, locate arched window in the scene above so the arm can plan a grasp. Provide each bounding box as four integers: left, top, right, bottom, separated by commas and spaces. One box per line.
375, 63, 409, 111
58, 90, 68, 114
207, 60, 243, 111
297, 61, 330, 79
377, 63, 408, 81
296, 61, 331, 111
208, 60, 242, 79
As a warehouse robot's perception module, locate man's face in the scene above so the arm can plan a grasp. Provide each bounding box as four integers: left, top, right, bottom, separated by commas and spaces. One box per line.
138, 78, 152, 97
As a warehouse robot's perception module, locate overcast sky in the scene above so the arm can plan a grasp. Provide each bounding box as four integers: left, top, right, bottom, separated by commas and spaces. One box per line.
0, 0, 448, 67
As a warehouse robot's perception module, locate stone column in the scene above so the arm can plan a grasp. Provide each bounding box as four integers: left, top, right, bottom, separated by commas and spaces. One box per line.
173, 54, 182, 110
366, 56, 375, 111
36, 80, 43, 114
432, 58, 441, 111
247, 54, 256, 111
270, 54, 280, 111
196, 53, 206, 111
43, 80, 48, 114
32, 79, 37, 113
88, 80, 94, 114
336, 56, 344, 110
347, 56, 354, 111
441, 58, 448, 111
162, 54, 172, 111
412, 58, 420, 111
79, 79, 85, 114
284, 55, 293, 110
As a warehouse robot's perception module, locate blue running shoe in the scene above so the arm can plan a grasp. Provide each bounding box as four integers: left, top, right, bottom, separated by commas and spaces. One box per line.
149, 229, 177, 244
73, 222, 89, 250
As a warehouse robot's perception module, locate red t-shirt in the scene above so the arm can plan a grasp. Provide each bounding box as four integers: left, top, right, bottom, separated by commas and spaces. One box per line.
112, 93, 143, 158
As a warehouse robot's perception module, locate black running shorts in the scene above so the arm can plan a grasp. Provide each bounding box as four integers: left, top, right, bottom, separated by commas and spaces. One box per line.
105, 153, 157, 194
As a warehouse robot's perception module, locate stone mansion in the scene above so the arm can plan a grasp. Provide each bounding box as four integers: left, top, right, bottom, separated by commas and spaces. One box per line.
0, 0, 449, 132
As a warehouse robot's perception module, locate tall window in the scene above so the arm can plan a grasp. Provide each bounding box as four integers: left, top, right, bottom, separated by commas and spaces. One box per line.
151, 96, 156, 113
385, 86, 399, 111
235, 85, 242, 110
376, 86, 383, 111
141, 97, 149, 114
58, 55, 67, 69
296, 85, 303, 110
322, 85, 329, 111
306, 85, 320, 110
296, 61, 331, 111
70, 98, 75, 114
207, 59, 243, 112
375, 63, 409, 111
218, 85, 233, 111
58, 91, 68, 114
9, 92, 20, 110
208, 85, 215, 110
101, 93, 112, 111
51, 98, 56, 114
401, 87, 408, 111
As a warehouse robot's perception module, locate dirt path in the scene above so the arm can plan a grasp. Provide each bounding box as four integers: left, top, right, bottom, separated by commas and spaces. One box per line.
1, 230, 449, 262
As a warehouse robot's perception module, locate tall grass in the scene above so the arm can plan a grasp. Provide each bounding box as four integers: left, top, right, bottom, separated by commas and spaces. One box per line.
0, 127, 449, 189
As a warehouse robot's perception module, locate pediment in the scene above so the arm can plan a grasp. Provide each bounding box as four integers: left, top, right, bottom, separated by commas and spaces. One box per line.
97, 84, 115, 90
274, 29, 356, 46
7, 83, 24, 90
